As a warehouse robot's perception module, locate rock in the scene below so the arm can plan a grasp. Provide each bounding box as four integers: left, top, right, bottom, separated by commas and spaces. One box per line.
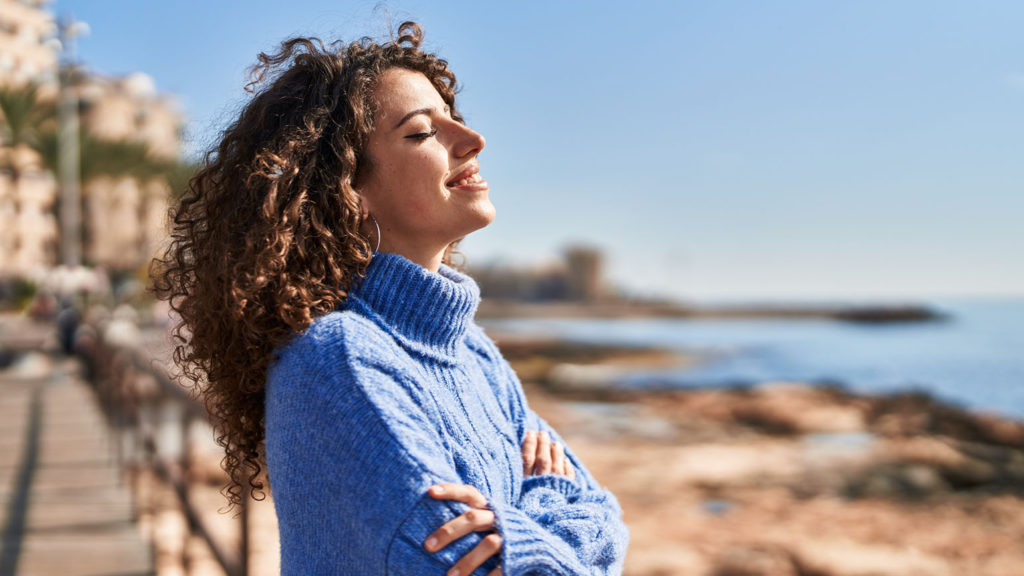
867, 391, 1024, 448
938, 440, 1024, 491
902, 464, 949, 494
712, 545, 800, 576
547, 363, 632, 393
627, 543, 709, 576
727, 382, 867, 435
973, 413, 1024, 447
941, 457, 999, 490
792, 539, 953, 576
845, 463, 949, 499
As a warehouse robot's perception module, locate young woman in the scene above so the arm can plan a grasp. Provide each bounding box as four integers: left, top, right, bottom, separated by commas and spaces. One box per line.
154, 22, 628, 575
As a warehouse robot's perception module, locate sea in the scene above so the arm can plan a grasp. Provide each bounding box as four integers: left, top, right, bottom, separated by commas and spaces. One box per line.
482, 298, 1024, 421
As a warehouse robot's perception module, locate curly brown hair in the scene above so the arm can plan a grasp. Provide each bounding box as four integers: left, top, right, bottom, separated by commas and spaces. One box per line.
151, 22, 464, 511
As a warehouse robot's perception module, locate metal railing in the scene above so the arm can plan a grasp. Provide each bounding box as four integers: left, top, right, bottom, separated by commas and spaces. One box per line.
82, 328, 250, 576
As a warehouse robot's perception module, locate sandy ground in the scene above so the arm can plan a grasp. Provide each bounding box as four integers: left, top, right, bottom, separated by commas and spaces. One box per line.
521, 378, 1024, 576
124, 332, 1024, 576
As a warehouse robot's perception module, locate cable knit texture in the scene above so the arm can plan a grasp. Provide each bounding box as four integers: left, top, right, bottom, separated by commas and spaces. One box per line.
265, 252, 629, 575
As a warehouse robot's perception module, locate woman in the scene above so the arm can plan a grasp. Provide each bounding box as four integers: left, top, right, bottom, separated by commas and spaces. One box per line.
153, 22, 628, 575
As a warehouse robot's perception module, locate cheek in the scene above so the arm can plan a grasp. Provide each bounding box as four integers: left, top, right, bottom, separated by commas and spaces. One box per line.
406, 145, 449, 180
369, 148, 450, 218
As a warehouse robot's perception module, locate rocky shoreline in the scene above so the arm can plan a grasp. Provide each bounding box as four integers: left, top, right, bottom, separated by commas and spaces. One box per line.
498, 336, 1024, 576
477, 299, 946, 324
76, 315, 1022, 575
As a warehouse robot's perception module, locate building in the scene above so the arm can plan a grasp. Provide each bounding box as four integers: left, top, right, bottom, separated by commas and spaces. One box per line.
76, 72, 181, 273
0, 0, 59, 276
0, 0, 183, 279
565, 245, 603, 302
469, 245, 609, 303
0, 0, 57, 87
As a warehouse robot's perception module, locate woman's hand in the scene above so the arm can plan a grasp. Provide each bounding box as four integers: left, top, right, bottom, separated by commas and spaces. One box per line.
425, 483, 503, 576
521, 430, 575, 479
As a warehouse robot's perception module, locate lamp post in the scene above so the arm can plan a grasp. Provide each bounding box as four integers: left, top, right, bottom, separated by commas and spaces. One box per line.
57, 15, 88, 267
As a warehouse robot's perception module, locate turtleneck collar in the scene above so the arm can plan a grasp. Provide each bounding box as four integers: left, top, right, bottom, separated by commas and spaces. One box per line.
346, 252, 480, 361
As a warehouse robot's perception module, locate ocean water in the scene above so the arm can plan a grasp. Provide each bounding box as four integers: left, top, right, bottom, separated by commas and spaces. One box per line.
483, 299, 1024, 420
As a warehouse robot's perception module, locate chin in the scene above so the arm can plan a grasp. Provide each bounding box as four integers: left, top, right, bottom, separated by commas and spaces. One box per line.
472, 201, 497, 229
453, 203, 496, 241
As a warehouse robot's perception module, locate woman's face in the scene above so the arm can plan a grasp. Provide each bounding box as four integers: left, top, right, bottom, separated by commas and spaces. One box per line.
356, 68, 493, 268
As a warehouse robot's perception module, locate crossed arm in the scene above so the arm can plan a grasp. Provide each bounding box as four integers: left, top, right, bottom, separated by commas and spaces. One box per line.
423, 429, 578, 575
412, 325, 630, 575
267, 321, 628, 575
415, 416, 628, 575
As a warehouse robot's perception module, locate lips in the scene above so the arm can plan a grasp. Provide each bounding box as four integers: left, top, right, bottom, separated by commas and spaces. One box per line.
445, 163, 480, 187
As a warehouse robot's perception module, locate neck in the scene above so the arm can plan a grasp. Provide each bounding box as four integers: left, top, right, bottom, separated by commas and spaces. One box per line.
378, 239, 448, 273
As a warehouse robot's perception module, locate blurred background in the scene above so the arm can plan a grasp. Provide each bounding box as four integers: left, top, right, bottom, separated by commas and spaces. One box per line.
1, 0, 1022, 575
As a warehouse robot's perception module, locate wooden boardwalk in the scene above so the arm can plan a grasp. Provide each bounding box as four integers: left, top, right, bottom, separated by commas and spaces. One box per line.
0, 320, 153, 576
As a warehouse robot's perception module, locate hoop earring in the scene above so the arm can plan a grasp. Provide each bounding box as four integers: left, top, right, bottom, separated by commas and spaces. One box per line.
370, 214, 381, 254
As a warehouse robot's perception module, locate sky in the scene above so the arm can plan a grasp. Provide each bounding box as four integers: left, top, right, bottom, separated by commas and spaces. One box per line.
52, 0, 1024, 303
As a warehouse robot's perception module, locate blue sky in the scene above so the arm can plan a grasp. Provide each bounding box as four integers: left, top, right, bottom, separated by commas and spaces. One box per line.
53, 1, 1024, 302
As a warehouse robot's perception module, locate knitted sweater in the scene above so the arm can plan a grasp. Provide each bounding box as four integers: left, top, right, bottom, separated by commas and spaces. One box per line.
265, 252, 629, 575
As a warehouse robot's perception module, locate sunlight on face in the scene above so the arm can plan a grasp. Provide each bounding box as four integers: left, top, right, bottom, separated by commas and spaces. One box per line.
357, 68, 493, 269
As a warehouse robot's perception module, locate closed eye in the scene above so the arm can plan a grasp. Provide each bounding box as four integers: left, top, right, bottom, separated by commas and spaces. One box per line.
405, 128, 438, 141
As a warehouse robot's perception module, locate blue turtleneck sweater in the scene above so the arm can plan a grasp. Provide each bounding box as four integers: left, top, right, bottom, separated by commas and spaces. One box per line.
265, 252, 629, 575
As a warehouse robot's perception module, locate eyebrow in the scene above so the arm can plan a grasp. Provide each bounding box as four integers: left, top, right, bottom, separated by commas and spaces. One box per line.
394, 107, 434, 130
393, 104, 451, 130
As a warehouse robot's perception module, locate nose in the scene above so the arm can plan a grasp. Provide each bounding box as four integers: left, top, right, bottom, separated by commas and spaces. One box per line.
452, 123, 485, 158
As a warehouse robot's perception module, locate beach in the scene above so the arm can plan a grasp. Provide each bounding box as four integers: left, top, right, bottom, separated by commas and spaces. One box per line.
11, 307, 1020, 576
498, 336, 1024, 575
158, 329, 1024, 575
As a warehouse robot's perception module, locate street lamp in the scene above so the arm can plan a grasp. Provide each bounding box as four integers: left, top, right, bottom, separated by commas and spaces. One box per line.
57, 14, 88, 267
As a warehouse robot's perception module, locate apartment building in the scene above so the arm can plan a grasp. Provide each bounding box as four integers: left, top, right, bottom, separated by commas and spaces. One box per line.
0, 0, 59, 276
0, 0, 183, 278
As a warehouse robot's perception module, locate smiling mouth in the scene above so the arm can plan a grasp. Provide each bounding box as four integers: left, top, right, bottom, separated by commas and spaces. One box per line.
446, 162, 483, 187
446, 173, 484, 187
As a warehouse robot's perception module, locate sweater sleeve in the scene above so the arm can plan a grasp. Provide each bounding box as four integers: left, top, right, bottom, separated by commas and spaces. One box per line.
266, 315, 626, 575
465, 325, 630, 575
266, 317, 499, 575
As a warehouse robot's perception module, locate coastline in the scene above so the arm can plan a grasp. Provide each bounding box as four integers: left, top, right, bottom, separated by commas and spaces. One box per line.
477, 299, 946, 324
28, 306, 1018, 576
499, 336, 1024, 575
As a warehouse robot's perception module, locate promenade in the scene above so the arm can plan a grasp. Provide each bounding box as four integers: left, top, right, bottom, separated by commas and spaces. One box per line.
0, 317, 153, 575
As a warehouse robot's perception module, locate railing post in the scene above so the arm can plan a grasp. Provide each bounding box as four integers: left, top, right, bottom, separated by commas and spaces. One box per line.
82, 331, 251, 576
241, 482, 250, 576
180, 405, 194, 574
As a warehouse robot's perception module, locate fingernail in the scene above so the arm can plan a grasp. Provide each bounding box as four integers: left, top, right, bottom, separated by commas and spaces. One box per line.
449, 569, 461, 576
425, 537, 437, 550
432, 486, 444, 494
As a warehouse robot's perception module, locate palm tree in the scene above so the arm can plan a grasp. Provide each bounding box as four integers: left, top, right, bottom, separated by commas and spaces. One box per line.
2, 81, 191, 194
0, 82, 56, 184
2, 81, 196, 273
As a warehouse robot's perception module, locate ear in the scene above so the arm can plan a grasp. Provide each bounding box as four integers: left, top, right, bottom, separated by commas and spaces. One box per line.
356, 195, 371, 222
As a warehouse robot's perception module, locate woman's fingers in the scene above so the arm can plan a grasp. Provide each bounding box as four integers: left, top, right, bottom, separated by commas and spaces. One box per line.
424, 484, 504, 573
425, 483, 496, 556
487, 568, 502, 576
551, 440, 566, 476
521, 430, 537, 476
446, 532, 503, 576
533, 431, 552, 475
423, 506, 496, 553
523, 429, 577, 479
428, 483, 489, 508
